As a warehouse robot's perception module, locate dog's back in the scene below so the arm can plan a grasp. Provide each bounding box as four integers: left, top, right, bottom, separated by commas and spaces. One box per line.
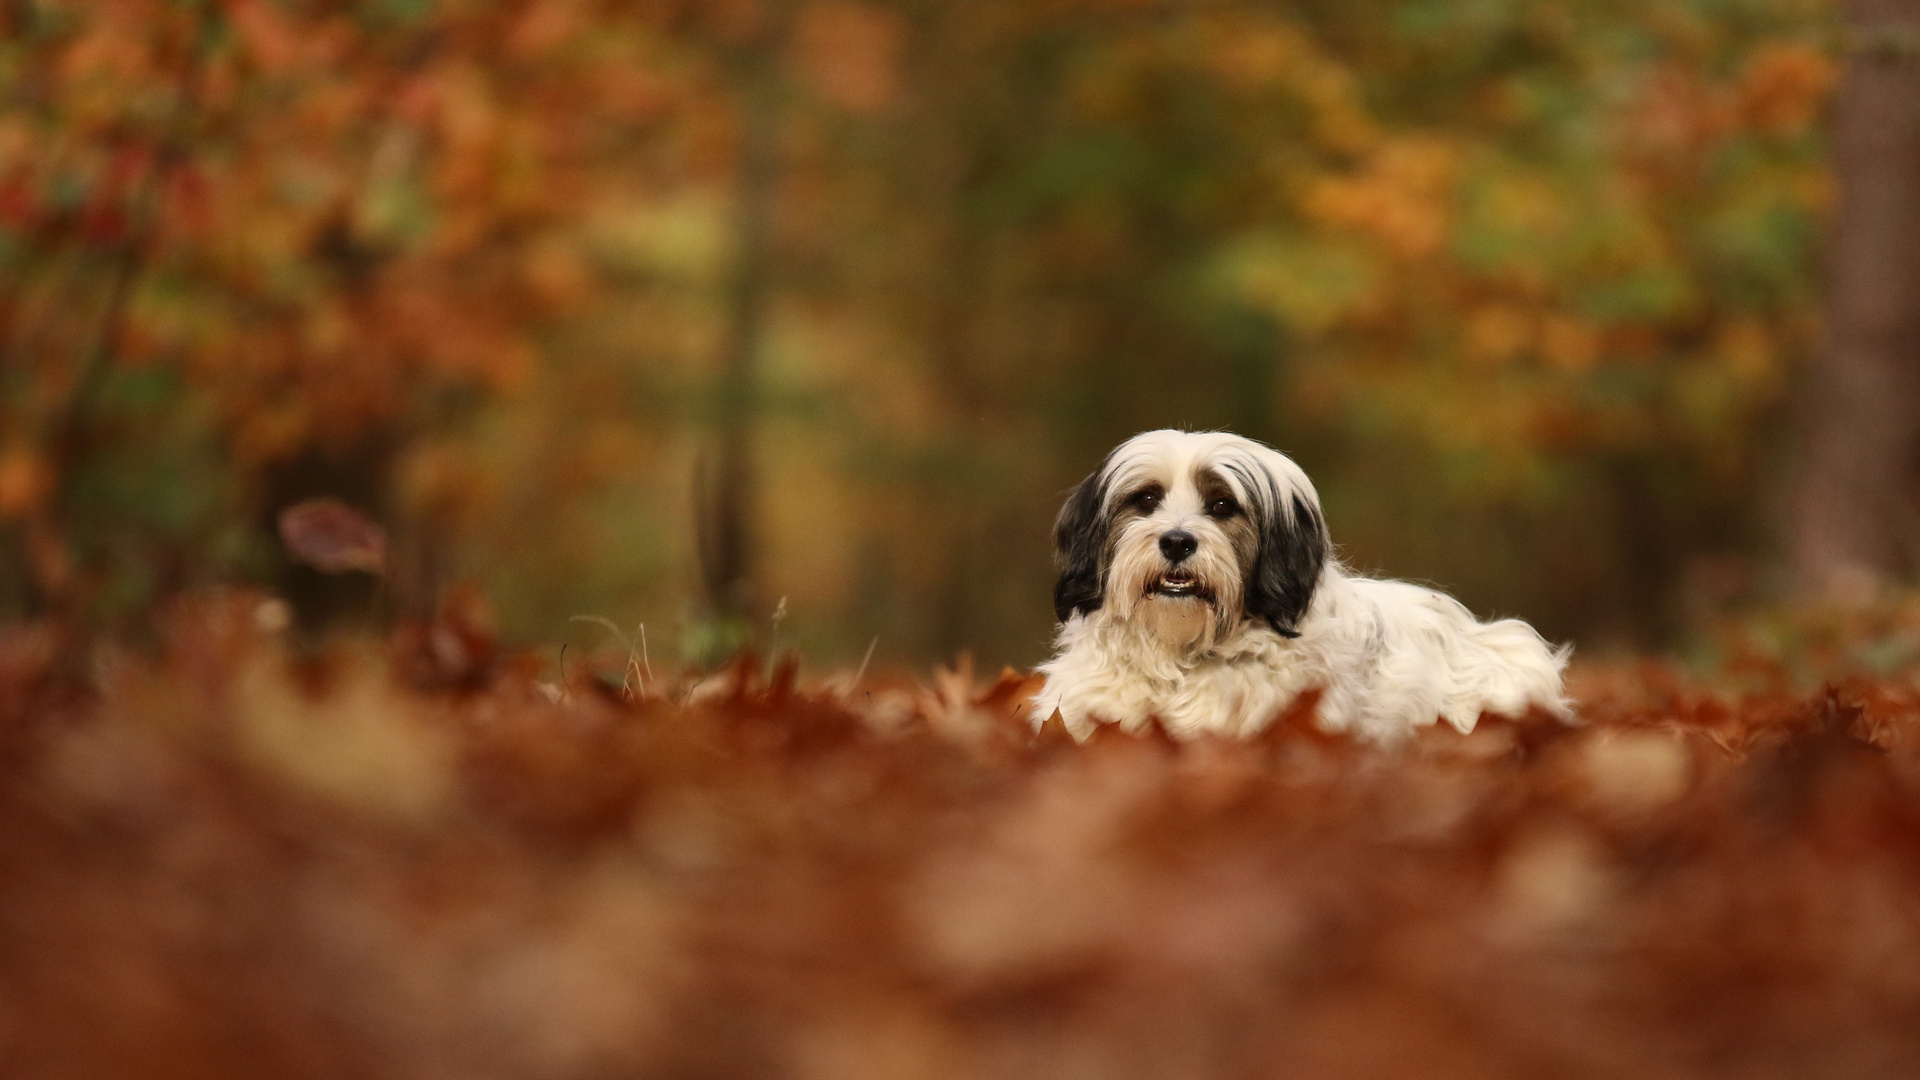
1308, 574, 1570, 740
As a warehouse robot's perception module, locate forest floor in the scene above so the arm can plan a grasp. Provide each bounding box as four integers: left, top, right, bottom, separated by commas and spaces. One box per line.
4, 591, 1920, 1080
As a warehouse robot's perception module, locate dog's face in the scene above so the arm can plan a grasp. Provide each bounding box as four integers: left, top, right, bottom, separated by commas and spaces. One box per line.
1053, 431, 1328, 648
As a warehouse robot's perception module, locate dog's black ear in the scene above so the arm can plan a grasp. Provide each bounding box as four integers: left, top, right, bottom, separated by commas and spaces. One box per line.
1247, 493, 1327, 637
1052, 470, 1109, 622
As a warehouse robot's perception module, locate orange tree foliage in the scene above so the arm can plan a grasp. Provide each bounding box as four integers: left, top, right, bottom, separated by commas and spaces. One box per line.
0, 0, 740, 621
3, 596, 1920, 1077
0, 0, 1838, 658
823, 0, 1836, 651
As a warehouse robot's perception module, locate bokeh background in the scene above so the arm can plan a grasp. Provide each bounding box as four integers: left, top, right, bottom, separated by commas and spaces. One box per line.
0, 0, 1889, 671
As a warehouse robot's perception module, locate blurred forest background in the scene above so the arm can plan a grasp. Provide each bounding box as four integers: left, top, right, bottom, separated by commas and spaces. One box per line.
0, 0, 1896, 670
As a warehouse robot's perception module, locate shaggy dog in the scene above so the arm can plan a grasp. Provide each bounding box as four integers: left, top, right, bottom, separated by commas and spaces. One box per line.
1031, 430, 1570, 742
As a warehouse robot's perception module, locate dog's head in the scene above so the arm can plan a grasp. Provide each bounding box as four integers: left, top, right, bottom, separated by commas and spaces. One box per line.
1052, 430, 1328, 646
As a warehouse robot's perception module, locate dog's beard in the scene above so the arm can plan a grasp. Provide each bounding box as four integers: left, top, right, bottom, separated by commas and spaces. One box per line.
1134, 593, 1218, 652
1105, 521, 1243, 654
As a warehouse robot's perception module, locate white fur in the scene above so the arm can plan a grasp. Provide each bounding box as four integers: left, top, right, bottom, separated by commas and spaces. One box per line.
1031, 430, 1570, 742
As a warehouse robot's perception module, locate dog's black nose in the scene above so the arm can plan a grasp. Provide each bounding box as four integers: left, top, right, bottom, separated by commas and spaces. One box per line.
1159, 530, 1197, 563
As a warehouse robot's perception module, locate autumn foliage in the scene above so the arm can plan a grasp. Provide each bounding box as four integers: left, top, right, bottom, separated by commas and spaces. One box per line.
0, 0, 1842, 662
4, 594, 1920, 1079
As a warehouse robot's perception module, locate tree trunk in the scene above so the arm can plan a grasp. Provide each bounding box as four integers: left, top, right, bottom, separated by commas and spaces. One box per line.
697, 13, 786, 624
1788, 0, 1920, 601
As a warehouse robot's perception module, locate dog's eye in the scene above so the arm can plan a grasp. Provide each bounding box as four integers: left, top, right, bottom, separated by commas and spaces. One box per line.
1128, 489, 1162, 512
1207, 497, 1239, 519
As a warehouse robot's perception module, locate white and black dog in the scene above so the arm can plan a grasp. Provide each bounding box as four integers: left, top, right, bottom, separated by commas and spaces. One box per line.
1031, 430, 1570, 742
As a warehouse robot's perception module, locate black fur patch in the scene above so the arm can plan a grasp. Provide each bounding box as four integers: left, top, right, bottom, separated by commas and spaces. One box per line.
1245, 491, 1327, 637
1052, 465, 1111, 622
